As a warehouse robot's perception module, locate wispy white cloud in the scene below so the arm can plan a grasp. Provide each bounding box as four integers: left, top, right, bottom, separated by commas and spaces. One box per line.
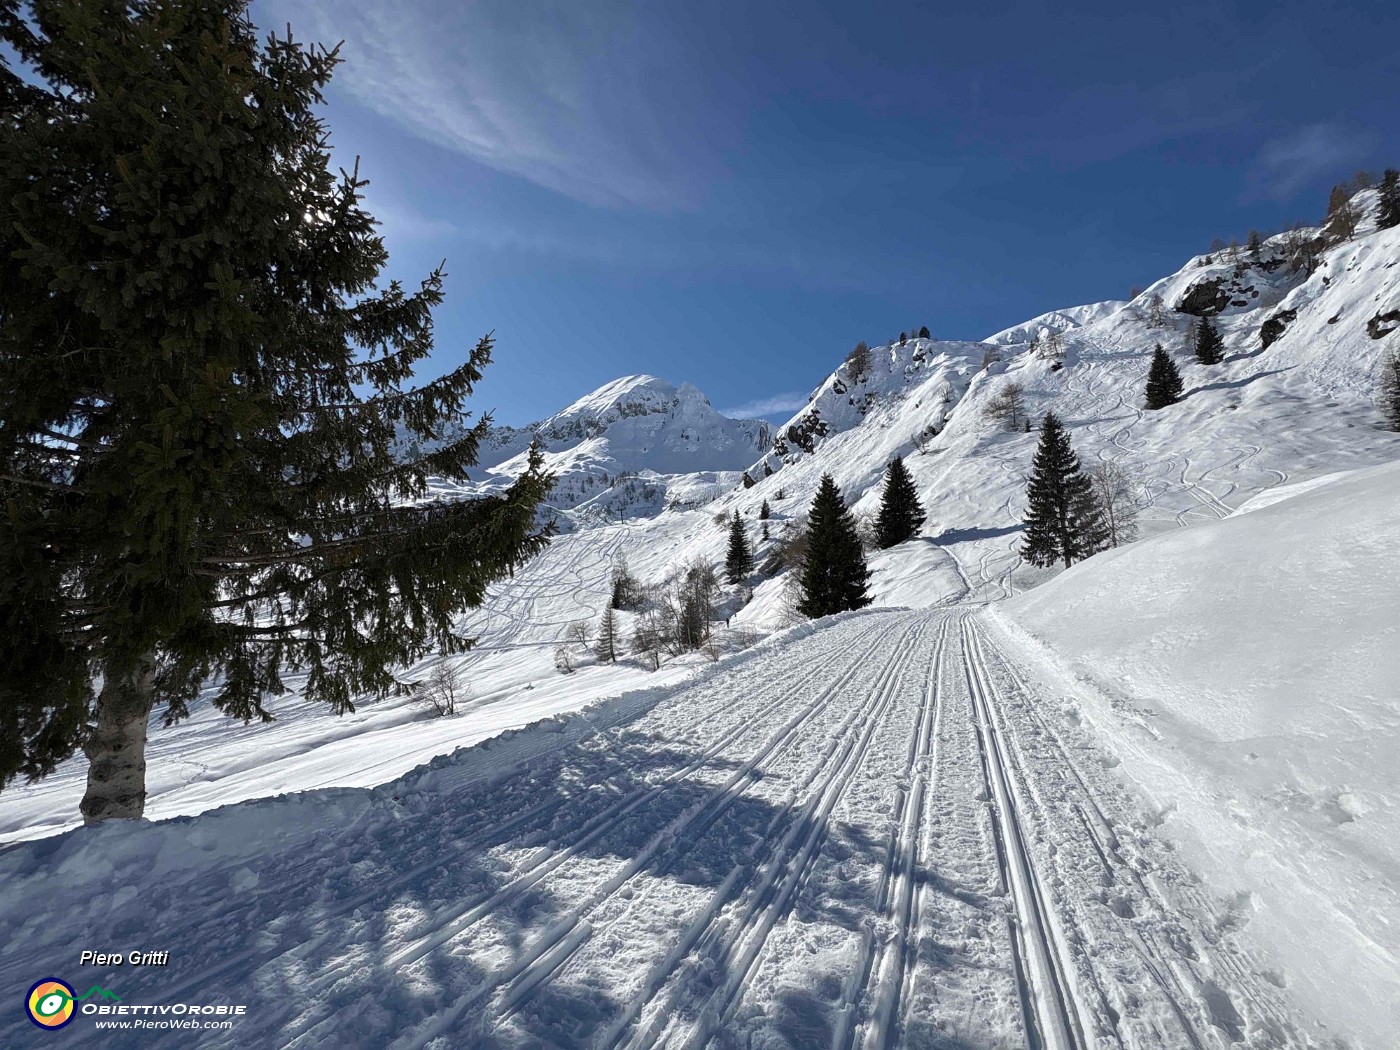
265, 0, 720, 210
368, 195, 457, 244
720, 391, 810, 420
1244, 123, 1380, 203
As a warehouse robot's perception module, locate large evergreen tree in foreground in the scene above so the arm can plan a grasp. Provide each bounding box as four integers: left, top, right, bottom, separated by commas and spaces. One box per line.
875, 456, 926, 548
1020, 414, 1106, 569
0, 2, 551, 821
799, 476, 871, 618
1144, 345, 1184, 409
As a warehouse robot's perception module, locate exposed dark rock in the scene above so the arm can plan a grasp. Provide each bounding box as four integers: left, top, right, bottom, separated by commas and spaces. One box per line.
1175, 277, 1230, 316
1367, 309, 1400, 339
1260, 309, 1297, 349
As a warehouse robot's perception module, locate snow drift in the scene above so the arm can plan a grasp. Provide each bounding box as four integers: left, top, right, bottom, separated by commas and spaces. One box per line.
993, 460, 1400, 1048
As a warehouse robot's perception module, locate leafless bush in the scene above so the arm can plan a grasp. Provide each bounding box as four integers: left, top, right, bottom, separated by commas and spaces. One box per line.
415, 660, 467, 716
1090, 461, 1147, 548
984, 381, 1028, 432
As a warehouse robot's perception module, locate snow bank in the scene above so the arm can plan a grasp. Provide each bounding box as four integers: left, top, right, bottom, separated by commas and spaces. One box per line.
992, 459, 1400, 1048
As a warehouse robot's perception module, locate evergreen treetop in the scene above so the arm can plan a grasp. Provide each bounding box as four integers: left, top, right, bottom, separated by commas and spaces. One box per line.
0, 1, 551, 819
874, 457, 926, 549
798, 476, 871, 618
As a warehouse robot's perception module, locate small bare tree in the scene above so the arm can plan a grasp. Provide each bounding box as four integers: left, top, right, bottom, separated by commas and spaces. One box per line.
1035, 329, 1065, 361
554, 645, 575, 674
565, 620, 590, 649
630, 611, 663, 670
416, 660, 467, 716
912, 422, 940, 455
855, 511, 880, 552
984, 381, 1028, 432
1090, 461, 1146, 548
1145, 294, 1165, 329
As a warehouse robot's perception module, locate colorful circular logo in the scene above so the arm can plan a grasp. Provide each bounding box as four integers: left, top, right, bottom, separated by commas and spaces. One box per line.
26, 978, 76, 1030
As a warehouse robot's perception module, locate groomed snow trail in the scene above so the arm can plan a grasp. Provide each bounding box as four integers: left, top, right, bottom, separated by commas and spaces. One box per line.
0, 610, 1311, 1049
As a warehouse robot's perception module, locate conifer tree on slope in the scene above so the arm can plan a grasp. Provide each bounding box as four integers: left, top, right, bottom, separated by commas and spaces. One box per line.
874, 456, 926, 548
1021, 414, 1107, 569
1378, 169, 1400, 230
799, 476, 871, 617
1194, 316, 1225, 365
0, 2, 551, 822
1144, 345, 1184, 409
725, 511, 754, 584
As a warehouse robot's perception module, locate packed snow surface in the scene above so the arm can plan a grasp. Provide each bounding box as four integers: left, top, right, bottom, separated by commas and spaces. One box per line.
0, 608, 1323, 1048
996, 460, 1400, 1049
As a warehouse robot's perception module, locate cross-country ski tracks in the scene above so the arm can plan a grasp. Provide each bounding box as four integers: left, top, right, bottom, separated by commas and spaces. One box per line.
606, 619, 935, 1050
271, 618, 906, 1048
962, 616, 1093, 1050
969, 618, 1309, 1048
144, 616, 890, 1048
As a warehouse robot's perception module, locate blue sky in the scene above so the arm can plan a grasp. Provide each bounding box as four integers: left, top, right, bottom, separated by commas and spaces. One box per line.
256, 0, 1397, 425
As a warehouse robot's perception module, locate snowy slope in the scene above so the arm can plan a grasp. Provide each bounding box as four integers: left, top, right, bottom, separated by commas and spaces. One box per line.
718, 206, 1400, 622
989, 459, 1400, 1048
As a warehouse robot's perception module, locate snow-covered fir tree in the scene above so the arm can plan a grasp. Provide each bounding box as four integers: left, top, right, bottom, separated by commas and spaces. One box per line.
1144, 345, 1184, 409
799, 475, 871, 617
1020, 413, 1107, 569
875, 457, 926, 548
1194, 316, 1225, 365
726, 511, 754, 584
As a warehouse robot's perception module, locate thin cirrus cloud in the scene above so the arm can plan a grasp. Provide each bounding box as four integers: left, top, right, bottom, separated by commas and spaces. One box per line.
720, 391, 811, 420
1244, 124, 1380, 203
267, 0, 721, 211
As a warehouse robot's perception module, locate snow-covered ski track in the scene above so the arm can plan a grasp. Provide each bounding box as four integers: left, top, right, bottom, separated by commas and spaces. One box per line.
0, 610, 1319, 1050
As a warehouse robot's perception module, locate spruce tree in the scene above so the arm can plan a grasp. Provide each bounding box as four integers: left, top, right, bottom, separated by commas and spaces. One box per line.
0, 2, 551, 821
798, 476, 871, 617
1194, 317, 1225, 365
1020, 414, 1107, 569
1378, 169, 1400, 230
1144, 345, 1184, 409
596, 608, 619, 664
874, 457, 926, 548
725, 511, 754, 584
919, 325, 930, 339
759, 500, 771, 520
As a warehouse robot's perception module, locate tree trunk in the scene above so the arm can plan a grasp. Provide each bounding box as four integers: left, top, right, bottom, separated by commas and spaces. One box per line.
80, 654, 157, 824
